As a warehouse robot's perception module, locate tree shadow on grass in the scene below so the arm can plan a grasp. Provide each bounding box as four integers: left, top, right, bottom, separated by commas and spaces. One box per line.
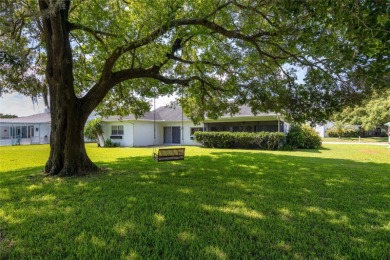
0, 151, 389, 259
292, 146, 331, 153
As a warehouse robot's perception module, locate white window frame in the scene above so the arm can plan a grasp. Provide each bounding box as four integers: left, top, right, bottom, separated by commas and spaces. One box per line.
111, 125, 124, 135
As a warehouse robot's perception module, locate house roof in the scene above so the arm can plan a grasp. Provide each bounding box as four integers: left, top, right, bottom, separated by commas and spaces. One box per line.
102, 106, 190, 122
0, 112, 51, 124
102, 105, 280, 122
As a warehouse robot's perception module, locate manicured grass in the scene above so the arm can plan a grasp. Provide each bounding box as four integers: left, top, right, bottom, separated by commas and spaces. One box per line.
0, 144, 389, 259
323, 137, 388, 143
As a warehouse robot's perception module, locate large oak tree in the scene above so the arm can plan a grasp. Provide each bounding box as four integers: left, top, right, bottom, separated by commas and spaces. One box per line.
0, 0, 388, 176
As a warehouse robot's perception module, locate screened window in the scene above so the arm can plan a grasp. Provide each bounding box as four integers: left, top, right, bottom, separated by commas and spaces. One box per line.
190, 127, 203, 135
111, 125, 124, 135
190, 127, 203, 140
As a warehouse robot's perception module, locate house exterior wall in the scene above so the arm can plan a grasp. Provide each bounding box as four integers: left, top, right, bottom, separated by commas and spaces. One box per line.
315, 122, 334, 137
102, 121, 134, 147
133, 121, 155, 146
36, 124, 51, 143
101, 120, 201, 147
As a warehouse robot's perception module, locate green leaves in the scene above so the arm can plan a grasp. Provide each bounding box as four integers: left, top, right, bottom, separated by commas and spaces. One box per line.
335, 90, 390, 130
1, 0, 388, 124
84, 118, 103, 142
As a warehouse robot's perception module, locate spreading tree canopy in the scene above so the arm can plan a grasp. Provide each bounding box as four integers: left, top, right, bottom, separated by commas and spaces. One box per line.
0, 0, 388, 176
333, 89, 390, 130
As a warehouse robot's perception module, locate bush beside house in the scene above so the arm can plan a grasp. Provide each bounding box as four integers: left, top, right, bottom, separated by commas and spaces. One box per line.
194, 131, 285, 150
286, 125, 322, 149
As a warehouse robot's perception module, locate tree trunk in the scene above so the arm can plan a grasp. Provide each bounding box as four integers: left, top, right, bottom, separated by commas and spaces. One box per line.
39, 0, 98, 176
45, 101, 98, 176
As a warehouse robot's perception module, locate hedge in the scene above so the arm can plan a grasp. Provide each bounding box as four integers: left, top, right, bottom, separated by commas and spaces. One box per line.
326, 128, 360, 138
194, 131, 285, 150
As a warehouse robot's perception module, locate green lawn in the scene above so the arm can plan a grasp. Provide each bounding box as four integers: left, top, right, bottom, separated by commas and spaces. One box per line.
323, 136, 388, 143
0, 144, 389, 259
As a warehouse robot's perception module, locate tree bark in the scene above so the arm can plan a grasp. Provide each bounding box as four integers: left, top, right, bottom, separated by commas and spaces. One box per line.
39, 0, 98, 176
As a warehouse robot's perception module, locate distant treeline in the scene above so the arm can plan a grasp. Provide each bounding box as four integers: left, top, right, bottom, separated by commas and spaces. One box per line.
0, 113, 18, 118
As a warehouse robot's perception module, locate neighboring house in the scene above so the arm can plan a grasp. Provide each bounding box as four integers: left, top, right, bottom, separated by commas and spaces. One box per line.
385, 122, 390, 148
0, 110, 51, 146
316, 121, 387, 138
315, 122, 334, 138
315, 122, 361, 138
101, 105, 289, 147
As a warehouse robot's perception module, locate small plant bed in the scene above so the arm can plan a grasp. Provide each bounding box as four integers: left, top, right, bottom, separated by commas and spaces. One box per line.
0, 144, 389, 258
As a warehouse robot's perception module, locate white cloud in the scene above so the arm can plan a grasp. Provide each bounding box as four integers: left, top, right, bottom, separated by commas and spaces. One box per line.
152, 95, 177, 110
0, 93, 46, 117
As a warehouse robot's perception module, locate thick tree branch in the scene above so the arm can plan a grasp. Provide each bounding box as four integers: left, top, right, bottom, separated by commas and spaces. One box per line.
68, 22, 117, 46
101, 17, 276, 80
167, 54, 224, 68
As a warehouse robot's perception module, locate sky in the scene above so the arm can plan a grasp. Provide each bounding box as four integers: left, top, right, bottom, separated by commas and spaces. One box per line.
0, 93, 46, 117
0, 92, 175, 117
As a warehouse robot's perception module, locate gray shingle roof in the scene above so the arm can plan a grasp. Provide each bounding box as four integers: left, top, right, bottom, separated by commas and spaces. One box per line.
0, 112, 51, 124
102, 106, 189, 122
102, 105, 279, 122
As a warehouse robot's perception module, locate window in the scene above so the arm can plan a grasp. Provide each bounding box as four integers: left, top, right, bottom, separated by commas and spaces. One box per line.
190, 127, 203, 140
111, 125, 124, 135
190, 127, 203, 135
233, 126, 243, 132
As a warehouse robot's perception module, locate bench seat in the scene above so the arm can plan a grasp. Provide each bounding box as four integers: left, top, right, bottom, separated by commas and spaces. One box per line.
153, 148, 185, 162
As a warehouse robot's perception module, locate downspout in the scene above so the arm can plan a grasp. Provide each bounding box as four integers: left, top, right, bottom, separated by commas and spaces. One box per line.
131, 122, 134, 147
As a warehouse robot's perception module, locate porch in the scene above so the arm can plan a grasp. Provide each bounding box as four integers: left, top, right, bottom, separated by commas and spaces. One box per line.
203, 120, 286, 133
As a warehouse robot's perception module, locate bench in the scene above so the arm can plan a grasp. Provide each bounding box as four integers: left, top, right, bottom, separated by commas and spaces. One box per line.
153, 148, 185, 162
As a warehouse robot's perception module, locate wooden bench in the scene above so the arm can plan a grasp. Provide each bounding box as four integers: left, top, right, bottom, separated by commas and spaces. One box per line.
153, 148, 185, 162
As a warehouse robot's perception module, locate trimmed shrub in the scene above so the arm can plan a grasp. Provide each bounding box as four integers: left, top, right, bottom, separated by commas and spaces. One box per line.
326, 128, 360, 137
343, 129, 360, 137
104, 139, 120, 147
286, 125, 322, 149
194, 131, 285, 150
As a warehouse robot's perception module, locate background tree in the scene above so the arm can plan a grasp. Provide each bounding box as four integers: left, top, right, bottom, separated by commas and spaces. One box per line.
326, 120, 356, 139
84, 118, 104, 147
0, 0, 388, 176
0, 113, 18, 118
334, 90, 390, 131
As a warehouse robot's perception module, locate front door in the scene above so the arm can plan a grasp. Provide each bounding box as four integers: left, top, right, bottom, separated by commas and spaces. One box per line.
164, 126, 181, 144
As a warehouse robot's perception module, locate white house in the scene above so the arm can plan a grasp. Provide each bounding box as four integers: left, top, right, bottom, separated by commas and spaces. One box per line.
100, 105, 289, 147
0, 110, 51, 146
0, 105, 290, 147
315, 122, 334, 138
